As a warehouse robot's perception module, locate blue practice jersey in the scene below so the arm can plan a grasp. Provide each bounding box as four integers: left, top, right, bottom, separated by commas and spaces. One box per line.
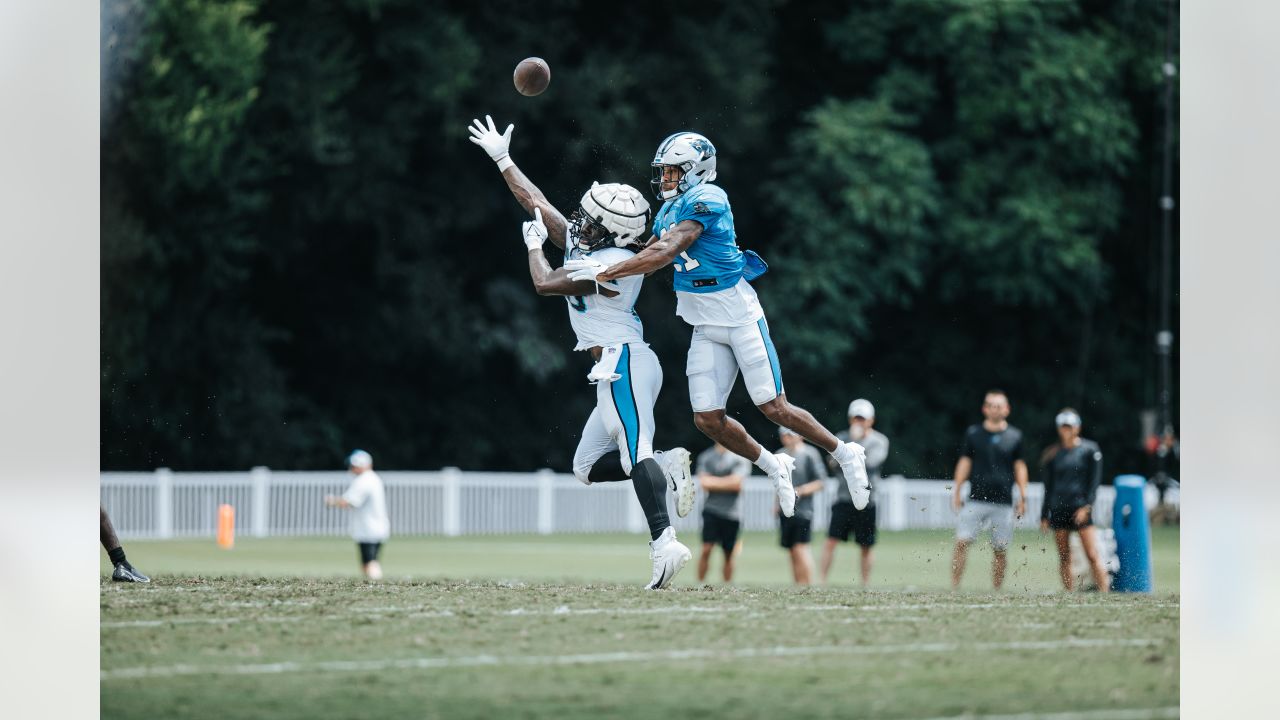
653, 184, 750, 294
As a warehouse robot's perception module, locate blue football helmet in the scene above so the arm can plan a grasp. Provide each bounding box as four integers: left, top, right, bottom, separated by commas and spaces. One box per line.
651, 132, 717, 201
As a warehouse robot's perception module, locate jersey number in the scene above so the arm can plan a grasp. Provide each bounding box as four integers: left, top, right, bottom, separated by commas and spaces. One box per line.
672, 251, 701, 273
567, 295, 587, 313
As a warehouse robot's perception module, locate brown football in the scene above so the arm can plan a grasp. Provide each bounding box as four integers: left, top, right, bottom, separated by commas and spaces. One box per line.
513, 57, 550, 97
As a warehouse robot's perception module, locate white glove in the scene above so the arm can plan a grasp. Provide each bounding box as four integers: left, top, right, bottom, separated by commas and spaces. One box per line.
564, 257, 620, 293
467, 114, 514, 171
586, 344, 624, 384
522, 207, 548, 251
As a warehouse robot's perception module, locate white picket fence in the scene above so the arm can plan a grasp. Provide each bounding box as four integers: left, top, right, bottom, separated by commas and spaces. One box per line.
100, 468, 1151, 540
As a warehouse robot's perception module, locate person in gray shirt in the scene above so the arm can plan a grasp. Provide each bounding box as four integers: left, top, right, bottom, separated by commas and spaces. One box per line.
776, 428, 828, 585
695, 443, 752, 583
821, 399, 890, 586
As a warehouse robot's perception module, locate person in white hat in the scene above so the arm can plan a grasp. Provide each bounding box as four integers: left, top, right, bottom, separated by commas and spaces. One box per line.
325, 450, 389, 579
1040, 408, 1109, 592
821, 399, 889, 585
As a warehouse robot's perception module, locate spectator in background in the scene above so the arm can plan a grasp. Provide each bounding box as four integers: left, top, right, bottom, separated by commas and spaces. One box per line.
776, 427, 827, 585
1040, 409, 1110, 592
102, 506, 149, 583
695, 443, 752, 584
951, 390, 1029, 591
821, 399, 889, 586
325, 450, 389, 580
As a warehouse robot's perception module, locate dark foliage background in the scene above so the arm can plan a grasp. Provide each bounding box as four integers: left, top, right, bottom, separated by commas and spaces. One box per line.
101, 0, 1178, 479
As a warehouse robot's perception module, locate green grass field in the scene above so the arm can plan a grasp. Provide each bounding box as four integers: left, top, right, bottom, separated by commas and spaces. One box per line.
101, 529, 1179, 719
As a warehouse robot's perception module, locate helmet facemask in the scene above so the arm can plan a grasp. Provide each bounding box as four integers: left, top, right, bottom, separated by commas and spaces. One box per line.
650, 132, 717, 200
568, 207, 618, 253
570, 183, 653, 253
650, 163, 690, 202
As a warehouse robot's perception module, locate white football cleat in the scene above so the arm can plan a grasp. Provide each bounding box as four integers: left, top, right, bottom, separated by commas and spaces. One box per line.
645, 527, 691, 590
655, 447, 695, 518
770, 453, 797, 518
840, 442, 872, 510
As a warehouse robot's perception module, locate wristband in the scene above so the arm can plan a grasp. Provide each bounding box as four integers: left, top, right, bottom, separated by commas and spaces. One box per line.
496, 155, 514, 172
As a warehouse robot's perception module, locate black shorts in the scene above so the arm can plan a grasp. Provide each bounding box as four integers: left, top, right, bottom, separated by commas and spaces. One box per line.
701, 512, 741, 556
779, 515, 812, 548
357, 542, 383, 565
1047, 506, 1093, 531
828, 502, 877, 547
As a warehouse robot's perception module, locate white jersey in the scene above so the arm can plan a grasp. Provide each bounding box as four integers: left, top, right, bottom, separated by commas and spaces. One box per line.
341, 469, 390, 542
675, 277, 765, 327
564, 245, 646, 351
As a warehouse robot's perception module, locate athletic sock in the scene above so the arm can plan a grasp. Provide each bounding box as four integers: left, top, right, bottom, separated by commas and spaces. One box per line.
587, 455, 630, 483
630, 458, 671, 541
831, 442, 855, 465
108, 546, 126, 566
754, 449, 780, 476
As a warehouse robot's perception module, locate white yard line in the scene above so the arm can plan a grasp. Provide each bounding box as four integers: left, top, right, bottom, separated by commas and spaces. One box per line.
102, 605, 747, 628
102, 599, 1177, 628
103, 616, 306, 628
101, 637, 1161, 681
913, 707, 1179, 720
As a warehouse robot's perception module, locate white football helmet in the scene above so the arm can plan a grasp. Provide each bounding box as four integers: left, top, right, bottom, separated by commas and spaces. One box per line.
568, 182, 652, 252
651, 131, 717, 200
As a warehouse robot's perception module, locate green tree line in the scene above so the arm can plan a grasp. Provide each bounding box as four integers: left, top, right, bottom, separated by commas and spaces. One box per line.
102, 0, 1178, 479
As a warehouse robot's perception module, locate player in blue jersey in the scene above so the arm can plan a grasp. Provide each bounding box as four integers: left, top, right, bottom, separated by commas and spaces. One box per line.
468, 115, 695, 588
569, 131, 871, 518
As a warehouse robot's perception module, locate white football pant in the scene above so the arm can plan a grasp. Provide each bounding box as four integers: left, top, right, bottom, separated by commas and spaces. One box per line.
686, 318, 784, 412
572, 343, 662, 483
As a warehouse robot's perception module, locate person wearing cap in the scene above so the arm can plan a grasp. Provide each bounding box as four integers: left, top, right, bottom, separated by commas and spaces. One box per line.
775, 427, 828, 584
951, 389, 1029, 590
325, 450, 390, 579
821, 399, 890, 585
1040, 408, 1109, 592
695, 443, 753, 583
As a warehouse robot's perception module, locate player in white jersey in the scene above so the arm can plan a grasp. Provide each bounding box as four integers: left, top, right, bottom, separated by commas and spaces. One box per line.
570, 131, 872, 518
468, 115, 694, 589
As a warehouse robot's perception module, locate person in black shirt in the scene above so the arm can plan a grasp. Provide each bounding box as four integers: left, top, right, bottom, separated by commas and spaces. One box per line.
1040, 408, 1110, 592
950, 389, 1029, 590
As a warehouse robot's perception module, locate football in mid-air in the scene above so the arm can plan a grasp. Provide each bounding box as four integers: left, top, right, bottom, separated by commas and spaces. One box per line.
514, 57, 550, 96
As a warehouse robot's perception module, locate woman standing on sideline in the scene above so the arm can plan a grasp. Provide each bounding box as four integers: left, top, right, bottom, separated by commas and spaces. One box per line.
1039, 409, 1109, 592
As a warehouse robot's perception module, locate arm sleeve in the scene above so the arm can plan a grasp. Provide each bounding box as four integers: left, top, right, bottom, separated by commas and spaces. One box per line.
1087, 446, 1103, 506
960, 430, 974, 458
342, 477, 370, 508
865, 434, 889, 470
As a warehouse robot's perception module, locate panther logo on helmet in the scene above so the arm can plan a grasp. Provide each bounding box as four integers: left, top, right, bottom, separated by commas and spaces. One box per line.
651, 131, 718, 201
568, 182, 652, 253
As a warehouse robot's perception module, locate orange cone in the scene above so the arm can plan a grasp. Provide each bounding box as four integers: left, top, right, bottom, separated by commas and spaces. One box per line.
217, 504, 235, 549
